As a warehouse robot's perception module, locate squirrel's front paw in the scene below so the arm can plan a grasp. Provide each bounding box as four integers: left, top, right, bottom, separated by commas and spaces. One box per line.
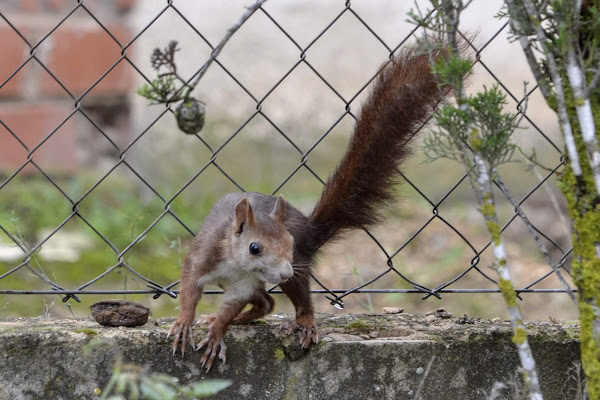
196, 329, 227, 372
281, 315, 319, 349
168, 319, 195, 356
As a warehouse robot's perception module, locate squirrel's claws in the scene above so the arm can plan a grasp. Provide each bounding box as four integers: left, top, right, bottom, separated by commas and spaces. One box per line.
172, 338, 180, 356
181, 333, 187, 357
196, 336, 209, 351
281, 318, 319, 349
186, 325, 195, 350
218, 342, 227, 364
197, 332, 227, 372
169, 320, 195, 357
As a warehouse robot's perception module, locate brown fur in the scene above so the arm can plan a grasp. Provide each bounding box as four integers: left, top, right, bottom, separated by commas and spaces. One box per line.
170, 43, 453, 366
310, 46, 450, 249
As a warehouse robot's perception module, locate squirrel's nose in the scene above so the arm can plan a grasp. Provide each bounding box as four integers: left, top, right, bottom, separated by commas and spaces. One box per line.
279, 263, 294, 282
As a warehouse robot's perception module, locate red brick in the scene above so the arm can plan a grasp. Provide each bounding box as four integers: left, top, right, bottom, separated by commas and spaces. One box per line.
0, 28, 28, 97
40, 26, 132, 97
48, 0, 68, 11
20, 0, 40, 12
117, 0, 137, 12
0, 103, 78, 173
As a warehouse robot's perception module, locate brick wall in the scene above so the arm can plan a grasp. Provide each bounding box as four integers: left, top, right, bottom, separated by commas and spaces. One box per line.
0, 1, 136, 174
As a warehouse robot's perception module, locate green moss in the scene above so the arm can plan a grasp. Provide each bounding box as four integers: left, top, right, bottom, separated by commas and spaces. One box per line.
479, 202, 495, 218
469, 128, 483, 151
546, 94, 558, 111
74, 328, 98, 336
274, 348, 285, 361
562, 326, 580, 340
528, 331, 554, 343
498, 258, 506, 266
485, 220, 502, 246
345, 321, 371, 330
557, 76, 600, 399
498, 278, 518, 308
579, 302, 600, 399
512, 327, 527, 345
281, 375, 300, 400
479, 193, 501, 246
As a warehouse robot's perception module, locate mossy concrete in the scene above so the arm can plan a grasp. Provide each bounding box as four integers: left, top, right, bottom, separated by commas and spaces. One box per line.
0, 314, 581, 399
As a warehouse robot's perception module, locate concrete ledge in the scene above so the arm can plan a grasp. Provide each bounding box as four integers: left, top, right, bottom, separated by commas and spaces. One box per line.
0, 313, 581, 400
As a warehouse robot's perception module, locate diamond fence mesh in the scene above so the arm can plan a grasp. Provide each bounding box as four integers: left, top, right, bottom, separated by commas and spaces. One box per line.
0, 1, 574, 315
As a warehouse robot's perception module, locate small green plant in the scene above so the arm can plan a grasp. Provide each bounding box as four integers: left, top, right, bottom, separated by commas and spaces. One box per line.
136, 40, 206, 135
136, 41, 188, 104
410, 1, 545, 398
99, 359, 231, 400
423, 84, 519, 168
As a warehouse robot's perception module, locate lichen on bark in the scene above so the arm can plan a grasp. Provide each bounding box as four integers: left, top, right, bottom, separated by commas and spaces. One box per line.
559, 88, 600, 399
498, 278, 518, 308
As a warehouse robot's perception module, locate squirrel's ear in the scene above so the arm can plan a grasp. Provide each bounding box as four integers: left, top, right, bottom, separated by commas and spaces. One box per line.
234, 197, 254, 233
269, 195, 286, 222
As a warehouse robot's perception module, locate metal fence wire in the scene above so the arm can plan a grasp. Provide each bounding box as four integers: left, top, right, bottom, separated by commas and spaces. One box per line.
0, 1, 574, 310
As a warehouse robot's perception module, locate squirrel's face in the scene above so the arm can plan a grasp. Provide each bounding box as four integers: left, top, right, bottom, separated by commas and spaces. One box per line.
229, 196, 294, 285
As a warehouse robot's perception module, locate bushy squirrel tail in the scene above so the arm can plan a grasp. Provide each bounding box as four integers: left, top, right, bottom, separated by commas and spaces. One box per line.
309, 44, 450, 249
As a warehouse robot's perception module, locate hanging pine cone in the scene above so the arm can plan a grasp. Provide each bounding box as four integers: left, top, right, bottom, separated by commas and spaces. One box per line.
175, 98, 206, 135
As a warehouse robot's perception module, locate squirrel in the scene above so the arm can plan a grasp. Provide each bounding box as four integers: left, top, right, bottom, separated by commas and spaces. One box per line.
168, 44, 450, 371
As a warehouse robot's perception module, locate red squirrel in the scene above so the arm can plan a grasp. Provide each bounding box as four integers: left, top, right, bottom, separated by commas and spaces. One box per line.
168, 44, 450, 371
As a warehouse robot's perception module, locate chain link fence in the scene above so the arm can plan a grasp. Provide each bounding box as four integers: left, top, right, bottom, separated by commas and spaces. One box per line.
0, 1, 573, 313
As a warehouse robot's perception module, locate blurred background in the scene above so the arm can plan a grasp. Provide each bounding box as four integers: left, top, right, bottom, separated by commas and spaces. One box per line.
0, 0, 577, 321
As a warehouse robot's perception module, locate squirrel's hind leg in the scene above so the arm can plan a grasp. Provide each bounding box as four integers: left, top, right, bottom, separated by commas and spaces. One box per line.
197, 288, 273, 327
231, 288, 275, 325
279, 270, 319, 348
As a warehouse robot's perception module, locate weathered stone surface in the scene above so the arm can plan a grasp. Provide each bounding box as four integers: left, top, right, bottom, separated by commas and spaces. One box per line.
0, 314, 581, 400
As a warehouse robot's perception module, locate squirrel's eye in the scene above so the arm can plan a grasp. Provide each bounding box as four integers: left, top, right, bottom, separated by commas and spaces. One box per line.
249, 242, 261, 255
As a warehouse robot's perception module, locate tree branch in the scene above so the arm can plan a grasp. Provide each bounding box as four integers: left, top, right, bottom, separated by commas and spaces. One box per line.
182, 0, 269, 100
504, 4, 552, 98
566, 47, 600, 196
511, 0, 584, 178
492, 170, 577, 304
587, 60, 600, 94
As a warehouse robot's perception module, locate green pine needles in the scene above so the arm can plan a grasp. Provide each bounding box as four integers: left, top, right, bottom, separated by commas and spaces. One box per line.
424, 84, 519, 168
